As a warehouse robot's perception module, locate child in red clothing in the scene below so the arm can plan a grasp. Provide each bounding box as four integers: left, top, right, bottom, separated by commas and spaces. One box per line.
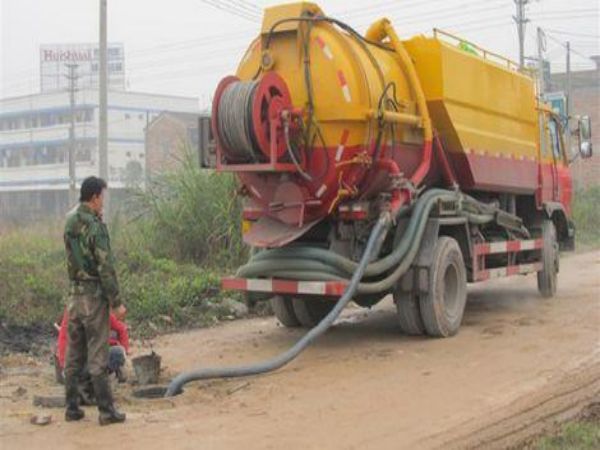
55, 308, 130, 383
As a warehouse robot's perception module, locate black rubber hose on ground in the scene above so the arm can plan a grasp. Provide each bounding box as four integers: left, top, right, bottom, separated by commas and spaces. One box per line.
164, 212, 392, 397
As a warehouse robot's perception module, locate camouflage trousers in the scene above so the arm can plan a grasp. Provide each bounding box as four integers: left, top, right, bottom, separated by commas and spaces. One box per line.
64, 282, 110, 379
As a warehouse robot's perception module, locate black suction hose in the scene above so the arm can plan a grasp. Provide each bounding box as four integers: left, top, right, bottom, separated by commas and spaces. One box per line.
164, 212, 392, 397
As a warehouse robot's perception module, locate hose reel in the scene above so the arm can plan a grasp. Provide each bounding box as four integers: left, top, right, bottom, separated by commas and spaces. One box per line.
213, 72, 295, 164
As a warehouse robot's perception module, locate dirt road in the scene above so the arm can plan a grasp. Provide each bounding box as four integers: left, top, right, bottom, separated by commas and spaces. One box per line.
1, 251, 599, 449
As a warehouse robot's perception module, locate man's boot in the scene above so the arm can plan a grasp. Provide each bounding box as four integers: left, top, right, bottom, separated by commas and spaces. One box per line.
64, 375, 85, 422
78, 374, 96, 406
92, 374, 126, 426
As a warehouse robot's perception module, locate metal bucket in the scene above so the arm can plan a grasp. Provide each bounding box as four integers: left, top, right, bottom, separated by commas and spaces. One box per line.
131, 352, 161, 385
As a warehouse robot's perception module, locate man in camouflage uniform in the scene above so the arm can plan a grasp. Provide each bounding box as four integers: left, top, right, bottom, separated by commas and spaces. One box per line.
63, 176, 126, 425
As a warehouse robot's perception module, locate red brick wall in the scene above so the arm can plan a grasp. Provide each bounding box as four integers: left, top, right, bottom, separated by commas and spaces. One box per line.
569, 85, 600, 189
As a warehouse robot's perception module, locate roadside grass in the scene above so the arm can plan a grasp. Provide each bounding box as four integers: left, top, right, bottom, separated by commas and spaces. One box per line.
535, 421, 600, 450
0, 152, 252, 340
572, 185, 600, 248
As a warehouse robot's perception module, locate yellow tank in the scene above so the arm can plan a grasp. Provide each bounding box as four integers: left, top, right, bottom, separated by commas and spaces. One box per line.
219, 1, 541, 238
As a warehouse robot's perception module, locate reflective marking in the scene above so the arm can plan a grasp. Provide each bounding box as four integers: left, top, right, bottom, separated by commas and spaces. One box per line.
298, 281, 326, 295
249, 185, 262, 199
337, 70, 351, 102
247, 279, 272, 292
489, 242, 507, 253
342, 85, 352, 102
335, 144, 345, 161
316, 184, 327, 198
335, 129, 350, 161
315, 36, 334, 60
520, 240, 536, 251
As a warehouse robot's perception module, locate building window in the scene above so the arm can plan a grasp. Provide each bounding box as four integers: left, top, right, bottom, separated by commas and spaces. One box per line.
76, 145, 91, 162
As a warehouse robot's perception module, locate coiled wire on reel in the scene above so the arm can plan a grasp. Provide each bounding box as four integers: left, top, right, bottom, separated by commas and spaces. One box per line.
217, 80, 263, 162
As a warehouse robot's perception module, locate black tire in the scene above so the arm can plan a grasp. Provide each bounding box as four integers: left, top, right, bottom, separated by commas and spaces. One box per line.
419, 236, 467, 338
394, 275, 425, 335
292, 297, 335, 328
537, 220, 558, 298
270, 295, 301, 328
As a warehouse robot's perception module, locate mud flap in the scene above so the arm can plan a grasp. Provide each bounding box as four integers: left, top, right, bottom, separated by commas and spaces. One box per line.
243, 216, 321, 248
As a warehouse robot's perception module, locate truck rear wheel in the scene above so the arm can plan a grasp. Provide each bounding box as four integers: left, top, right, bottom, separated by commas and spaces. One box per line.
394, 274, 425, 335
292, 297, 335, 328
419, 236, 467, 337
537, 220, 558, 298
270, 295, 301, 328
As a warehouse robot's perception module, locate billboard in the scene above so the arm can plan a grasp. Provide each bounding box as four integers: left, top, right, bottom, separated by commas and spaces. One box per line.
40, 43, 125, 92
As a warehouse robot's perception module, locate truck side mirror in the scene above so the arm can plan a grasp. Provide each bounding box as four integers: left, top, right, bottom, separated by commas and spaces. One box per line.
578, 115, 593, 159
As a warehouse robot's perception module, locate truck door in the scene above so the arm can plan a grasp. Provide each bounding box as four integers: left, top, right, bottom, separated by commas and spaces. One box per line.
547, 117, 561, 202
538, 112, 565, 206
552, 117, 573, 214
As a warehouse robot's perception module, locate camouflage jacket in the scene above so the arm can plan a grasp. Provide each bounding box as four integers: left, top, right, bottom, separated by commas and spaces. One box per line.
64, 203, 121, 308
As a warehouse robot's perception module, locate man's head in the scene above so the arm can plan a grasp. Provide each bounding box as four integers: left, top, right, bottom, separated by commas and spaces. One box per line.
80, 176, 107, 214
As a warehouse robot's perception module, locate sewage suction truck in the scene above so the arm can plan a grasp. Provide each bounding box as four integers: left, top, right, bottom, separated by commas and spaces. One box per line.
166, 1, 592, 396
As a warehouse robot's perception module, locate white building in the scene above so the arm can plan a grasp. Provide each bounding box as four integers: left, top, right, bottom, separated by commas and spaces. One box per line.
0, 89, 199, 221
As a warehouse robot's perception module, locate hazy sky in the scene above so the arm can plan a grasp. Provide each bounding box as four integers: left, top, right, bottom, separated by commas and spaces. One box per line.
1, 0, 598, 109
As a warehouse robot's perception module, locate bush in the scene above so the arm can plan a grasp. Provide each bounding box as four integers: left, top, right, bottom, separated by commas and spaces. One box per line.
572, 186, 600, 247
127, 148, 247, 268
0, 228, 67, 326
0, 225, 245, 337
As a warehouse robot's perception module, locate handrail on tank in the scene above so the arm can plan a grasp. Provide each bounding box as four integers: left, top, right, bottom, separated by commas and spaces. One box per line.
432, 28, 531, 76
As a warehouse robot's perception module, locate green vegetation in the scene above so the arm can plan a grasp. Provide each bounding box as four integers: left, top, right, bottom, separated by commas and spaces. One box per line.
0, 154, 251, 337
572, 186, 600, 247
535, 421, 600, 450
124, 150, 246, 266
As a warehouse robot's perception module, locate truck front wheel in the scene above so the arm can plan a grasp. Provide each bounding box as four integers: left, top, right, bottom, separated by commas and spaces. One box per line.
537, 220, 558, 298
419, 236, 467, 337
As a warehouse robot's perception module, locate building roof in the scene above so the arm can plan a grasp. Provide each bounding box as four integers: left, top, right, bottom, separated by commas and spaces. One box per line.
146, 111, 208, 130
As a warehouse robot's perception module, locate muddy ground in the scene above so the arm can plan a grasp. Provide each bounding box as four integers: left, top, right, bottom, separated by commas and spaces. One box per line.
1, 250, 599, 449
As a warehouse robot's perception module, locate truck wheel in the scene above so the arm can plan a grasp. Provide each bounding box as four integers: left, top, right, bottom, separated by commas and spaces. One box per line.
537, 220, 558, 298
419, 237, 467, 337
292, 297, 335, 328
270, 295, 301, 328
394, 277, 425, 335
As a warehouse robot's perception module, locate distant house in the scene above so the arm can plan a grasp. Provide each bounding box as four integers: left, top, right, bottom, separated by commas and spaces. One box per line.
549, 56, 600, 189
145, 111, 208, 176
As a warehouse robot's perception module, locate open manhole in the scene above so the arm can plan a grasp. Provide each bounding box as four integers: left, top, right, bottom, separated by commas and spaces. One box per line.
132, 385, 182, 399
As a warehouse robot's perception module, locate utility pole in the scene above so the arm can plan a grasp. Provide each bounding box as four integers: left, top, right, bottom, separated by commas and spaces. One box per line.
65, 63, 79, 206
566, 41, 572, 153
513, 0, 529, 69
99, 0, 108, 182
537, 27, 546, 97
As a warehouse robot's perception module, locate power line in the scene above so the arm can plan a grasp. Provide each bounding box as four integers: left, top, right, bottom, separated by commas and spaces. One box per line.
543, 28, 599, 39
196, 0, 261, 23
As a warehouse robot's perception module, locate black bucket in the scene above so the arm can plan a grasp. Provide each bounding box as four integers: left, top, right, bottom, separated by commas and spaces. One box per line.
131, 352, 161, 385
